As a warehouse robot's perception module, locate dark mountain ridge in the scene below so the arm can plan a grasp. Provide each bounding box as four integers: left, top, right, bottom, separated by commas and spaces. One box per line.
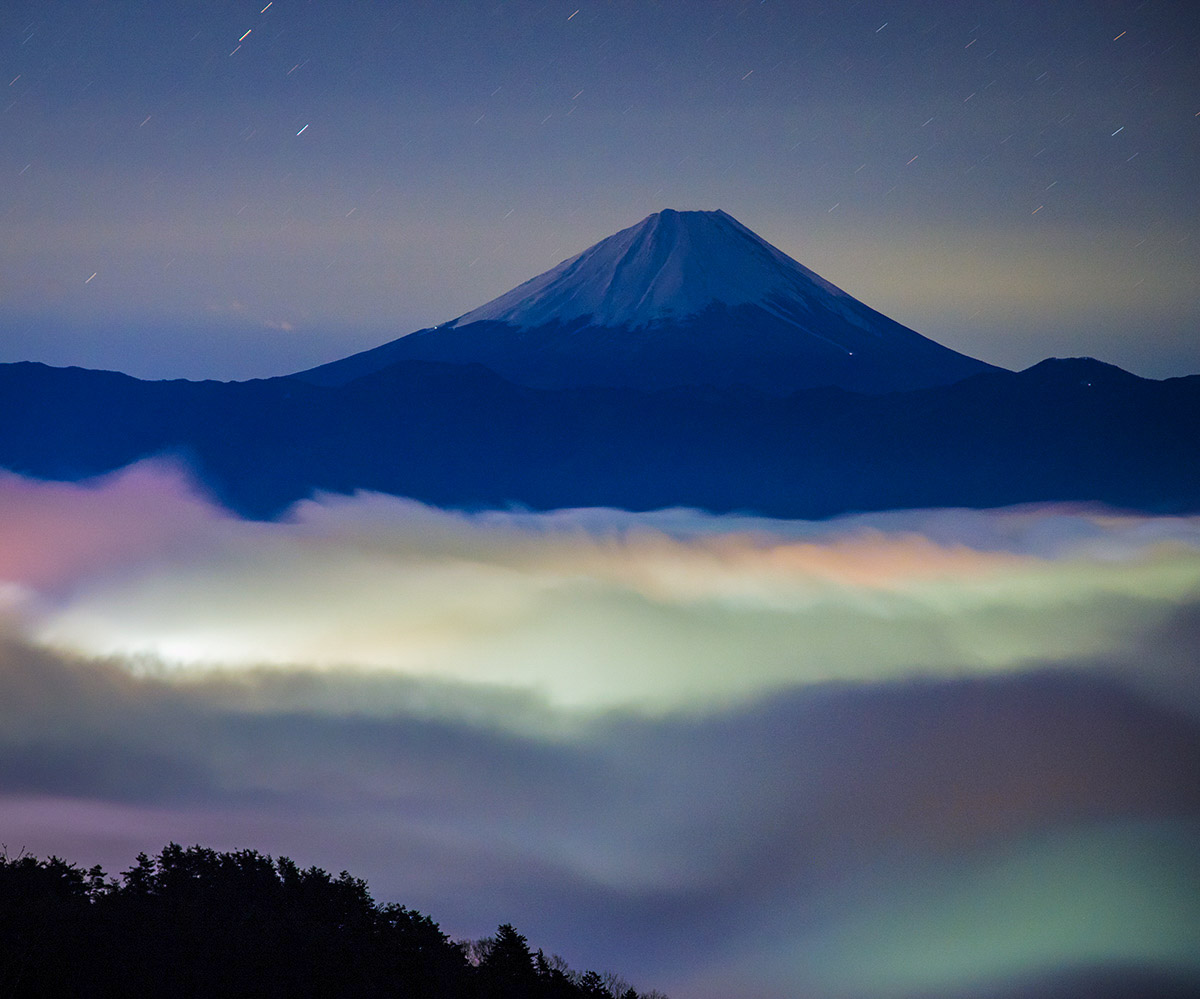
2, 357, 1196, 520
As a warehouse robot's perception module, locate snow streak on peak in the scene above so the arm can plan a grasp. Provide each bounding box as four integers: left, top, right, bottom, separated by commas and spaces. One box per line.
451, 209, 850, 330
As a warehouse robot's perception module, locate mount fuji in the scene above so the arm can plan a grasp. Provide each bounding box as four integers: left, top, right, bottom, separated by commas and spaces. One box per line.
2, 210, 1197, 520
295, 209, 998, 395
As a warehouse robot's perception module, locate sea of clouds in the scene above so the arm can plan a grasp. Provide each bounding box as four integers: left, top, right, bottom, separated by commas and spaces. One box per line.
2, 460, 1198, 998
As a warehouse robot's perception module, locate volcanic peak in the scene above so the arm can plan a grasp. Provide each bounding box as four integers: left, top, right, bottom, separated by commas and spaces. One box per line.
294, 208, 999, 394
450, 208, 848, 331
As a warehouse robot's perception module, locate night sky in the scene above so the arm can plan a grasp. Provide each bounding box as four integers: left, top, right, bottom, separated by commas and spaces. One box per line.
3, 0, 1198, 380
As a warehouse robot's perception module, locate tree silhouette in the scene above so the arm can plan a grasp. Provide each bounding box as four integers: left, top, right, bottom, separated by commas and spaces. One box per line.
476, 922, 542, 997
0, 844, 665, 999
0, 851, 95, 997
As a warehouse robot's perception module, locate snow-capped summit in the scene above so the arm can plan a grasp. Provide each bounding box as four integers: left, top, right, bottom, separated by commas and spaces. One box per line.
452, 208, 847, 330
295, 209, 999, 395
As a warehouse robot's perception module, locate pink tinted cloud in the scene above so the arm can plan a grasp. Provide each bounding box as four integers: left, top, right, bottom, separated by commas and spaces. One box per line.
0, 461, 225, 593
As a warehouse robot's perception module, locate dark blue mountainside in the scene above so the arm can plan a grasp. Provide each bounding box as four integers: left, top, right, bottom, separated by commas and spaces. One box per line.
1, 210, 1196, 519
1, 356, 1197, 519
294, 209, 998, 395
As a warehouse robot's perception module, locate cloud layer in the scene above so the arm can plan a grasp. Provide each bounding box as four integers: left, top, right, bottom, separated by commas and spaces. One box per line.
2, 461, 1199, 998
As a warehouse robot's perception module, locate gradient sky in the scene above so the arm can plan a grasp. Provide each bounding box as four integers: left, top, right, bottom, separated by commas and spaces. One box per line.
3, 0, 1198, 380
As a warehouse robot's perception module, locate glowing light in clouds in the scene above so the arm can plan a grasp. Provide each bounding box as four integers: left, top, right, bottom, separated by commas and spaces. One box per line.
0, 462, 1197, 710
2, 461, 1200, 999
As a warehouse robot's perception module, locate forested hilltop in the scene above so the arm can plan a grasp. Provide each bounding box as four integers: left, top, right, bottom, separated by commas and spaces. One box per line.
0, 843, 666, 999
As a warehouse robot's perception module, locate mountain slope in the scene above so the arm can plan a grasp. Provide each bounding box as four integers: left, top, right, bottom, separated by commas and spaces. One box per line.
294, 209, 999, 395
3, 358, 1197, 520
